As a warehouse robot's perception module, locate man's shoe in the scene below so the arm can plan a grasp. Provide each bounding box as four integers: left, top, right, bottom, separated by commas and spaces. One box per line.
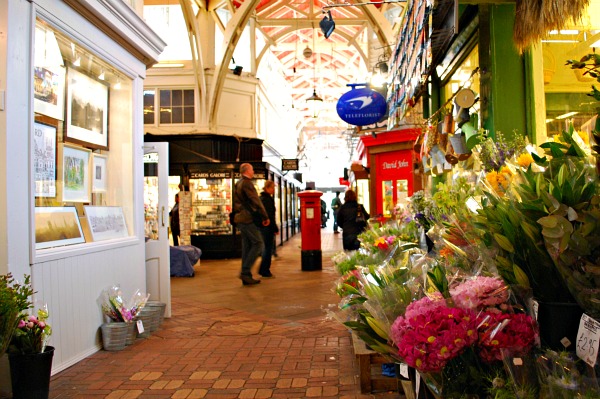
260, 273, 274, 278
240, 276, 261, 285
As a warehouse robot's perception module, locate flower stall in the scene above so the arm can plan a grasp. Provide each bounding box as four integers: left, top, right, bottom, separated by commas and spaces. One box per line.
329, 124, 600, 398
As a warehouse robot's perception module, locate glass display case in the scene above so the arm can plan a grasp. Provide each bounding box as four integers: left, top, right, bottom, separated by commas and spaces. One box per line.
189, 172, 233, 235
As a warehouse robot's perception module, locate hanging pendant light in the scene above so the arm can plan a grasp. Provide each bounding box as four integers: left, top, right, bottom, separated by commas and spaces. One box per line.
305, 28, 323, 117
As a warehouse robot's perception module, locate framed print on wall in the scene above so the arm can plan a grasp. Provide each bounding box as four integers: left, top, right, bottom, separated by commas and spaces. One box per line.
84, 206, 128, 241
35, 206, 85, 249
66, 67, 109, 150
33, 65, 66, 121
91, 154, 108, 192
62, 144, 91, 202
33, 122, 57, 197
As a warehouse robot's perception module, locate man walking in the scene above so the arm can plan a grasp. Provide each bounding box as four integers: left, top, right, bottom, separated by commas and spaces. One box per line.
233, 163, 270, 285
331, 191, 342, 233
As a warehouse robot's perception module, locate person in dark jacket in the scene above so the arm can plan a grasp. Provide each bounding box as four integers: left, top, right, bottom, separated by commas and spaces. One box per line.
233, 163, 270, 285
336, 189, 369, 251
258, 180, 279, 278
169, 193, 180, 246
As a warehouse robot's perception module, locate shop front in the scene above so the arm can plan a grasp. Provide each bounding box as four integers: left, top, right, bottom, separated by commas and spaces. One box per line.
356, 129, 421, 219
0, 0, 165, 374
144, 134, 302, 258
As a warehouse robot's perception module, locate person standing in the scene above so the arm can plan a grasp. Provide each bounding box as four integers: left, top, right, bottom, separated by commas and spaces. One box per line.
336, 189, 369, 251
169, 193, 180, 246
233, 163, 270, 285
320, 199, 328, 228
331, 191, 342, 233
259, 180, 279, 278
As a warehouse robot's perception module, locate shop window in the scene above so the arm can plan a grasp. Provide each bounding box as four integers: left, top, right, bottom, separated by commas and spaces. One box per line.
542, 14, 600, 140
144, 90, 155, 125
159, 89, 195, 124
33, 18, 134, 253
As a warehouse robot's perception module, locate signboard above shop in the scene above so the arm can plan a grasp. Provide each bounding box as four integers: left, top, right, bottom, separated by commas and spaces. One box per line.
282, 159, 299, 171
336, 84, 388, 126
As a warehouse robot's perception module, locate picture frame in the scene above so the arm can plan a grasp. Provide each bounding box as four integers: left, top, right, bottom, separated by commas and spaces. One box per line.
91, 153, 108, 192
34, 65, 66, 121
84, 206, 129, 241
33, 23, 66, 121
35, 206, 85, 250
33, 121, 57, 197
65, 67, 109, 150
62, 144, 91, 202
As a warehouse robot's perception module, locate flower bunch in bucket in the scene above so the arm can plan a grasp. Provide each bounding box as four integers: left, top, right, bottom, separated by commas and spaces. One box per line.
389, 264, 539, 398
8, 305, 52, 355
98, 285, 149, 323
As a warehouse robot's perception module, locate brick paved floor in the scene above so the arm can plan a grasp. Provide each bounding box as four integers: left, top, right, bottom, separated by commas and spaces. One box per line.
46, 224, 404, 399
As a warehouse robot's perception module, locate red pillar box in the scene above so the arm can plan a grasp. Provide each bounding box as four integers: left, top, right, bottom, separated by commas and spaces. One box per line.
298, 190, 323, 271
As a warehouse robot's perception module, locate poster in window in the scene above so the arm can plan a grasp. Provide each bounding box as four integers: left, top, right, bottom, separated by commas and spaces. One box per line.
62, 144, 91, 202
33, 122, 57, 197
65, 67, 109, 150
35, 206, 85, 249
84, 206, 128, 241
34, 66, 66, 121
91, 154, 108, 192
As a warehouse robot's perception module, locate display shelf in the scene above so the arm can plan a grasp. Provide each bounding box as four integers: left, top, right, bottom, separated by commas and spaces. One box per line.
189, 176, 232, 236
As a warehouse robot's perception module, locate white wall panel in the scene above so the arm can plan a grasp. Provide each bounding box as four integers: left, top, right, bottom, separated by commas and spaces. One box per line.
32, 243, 145, 373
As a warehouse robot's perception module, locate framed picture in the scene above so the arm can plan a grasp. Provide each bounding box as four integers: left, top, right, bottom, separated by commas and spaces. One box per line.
62, 144, 91, 202
34, 66, 66, 121
33, 122, 57, 197
34, 22, 65, 120
84, 206, 128, 241
91, 154, 108, 192
65, 67, 109, 150
35, 206, 85, 249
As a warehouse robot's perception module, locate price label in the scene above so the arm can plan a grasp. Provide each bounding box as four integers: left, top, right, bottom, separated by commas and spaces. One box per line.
576, 313, 600, 367
399, 363, 409, 379
137, 320, 145, 334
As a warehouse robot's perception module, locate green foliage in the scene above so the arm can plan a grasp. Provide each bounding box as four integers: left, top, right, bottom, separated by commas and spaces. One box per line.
0, 274, 34, 357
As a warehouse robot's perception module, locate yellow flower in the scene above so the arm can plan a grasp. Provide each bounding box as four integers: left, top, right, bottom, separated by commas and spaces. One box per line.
576, 130, 590, 145
427, 336, 436, 343
517, 152, 534, 169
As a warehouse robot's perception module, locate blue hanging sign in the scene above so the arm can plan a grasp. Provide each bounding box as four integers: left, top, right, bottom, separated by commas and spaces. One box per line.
336, 84, 387, 126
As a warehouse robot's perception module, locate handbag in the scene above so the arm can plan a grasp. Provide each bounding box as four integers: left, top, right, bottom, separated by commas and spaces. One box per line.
355, 204, 366, 224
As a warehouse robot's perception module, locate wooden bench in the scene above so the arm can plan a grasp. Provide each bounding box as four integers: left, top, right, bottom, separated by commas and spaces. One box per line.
351, 334, 417, 398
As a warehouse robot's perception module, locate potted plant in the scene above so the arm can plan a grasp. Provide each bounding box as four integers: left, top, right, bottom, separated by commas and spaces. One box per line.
0, 274, 33, 358
5, 281, 54, 399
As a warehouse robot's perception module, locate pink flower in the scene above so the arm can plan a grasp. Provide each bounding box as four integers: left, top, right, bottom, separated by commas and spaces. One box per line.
38, 322, 46, 329
17, 320, 26, 328
477, 312, 537, 363
28, 315, 37, 323
391, 301, 478, 372
450, 276, 509, 310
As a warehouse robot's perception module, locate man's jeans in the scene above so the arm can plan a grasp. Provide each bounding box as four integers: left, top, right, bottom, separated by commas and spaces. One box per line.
238, 223, 264, 277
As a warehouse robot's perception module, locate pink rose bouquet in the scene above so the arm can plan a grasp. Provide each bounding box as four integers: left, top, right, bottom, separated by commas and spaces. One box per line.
9, 305, 52, 355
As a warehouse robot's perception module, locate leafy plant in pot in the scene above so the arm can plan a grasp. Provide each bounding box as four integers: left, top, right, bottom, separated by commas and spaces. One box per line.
465, 135, 591, 349
5, 279, 54, 399
0, 274, 33, 357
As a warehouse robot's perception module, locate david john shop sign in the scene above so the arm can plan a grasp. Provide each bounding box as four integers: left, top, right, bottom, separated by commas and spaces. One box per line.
382, 159, 410, 170
336, 85, 387, 126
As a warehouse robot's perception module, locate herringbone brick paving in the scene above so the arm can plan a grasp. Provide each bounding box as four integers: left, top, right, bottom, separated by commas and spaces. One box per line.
46, 226, 403, 399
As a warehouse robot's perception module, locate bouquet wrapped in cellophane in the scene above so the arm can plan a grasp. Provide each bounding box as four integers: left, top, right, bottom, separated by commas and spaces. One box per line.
328, 228, 424, 360
98, 285, 149, 323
